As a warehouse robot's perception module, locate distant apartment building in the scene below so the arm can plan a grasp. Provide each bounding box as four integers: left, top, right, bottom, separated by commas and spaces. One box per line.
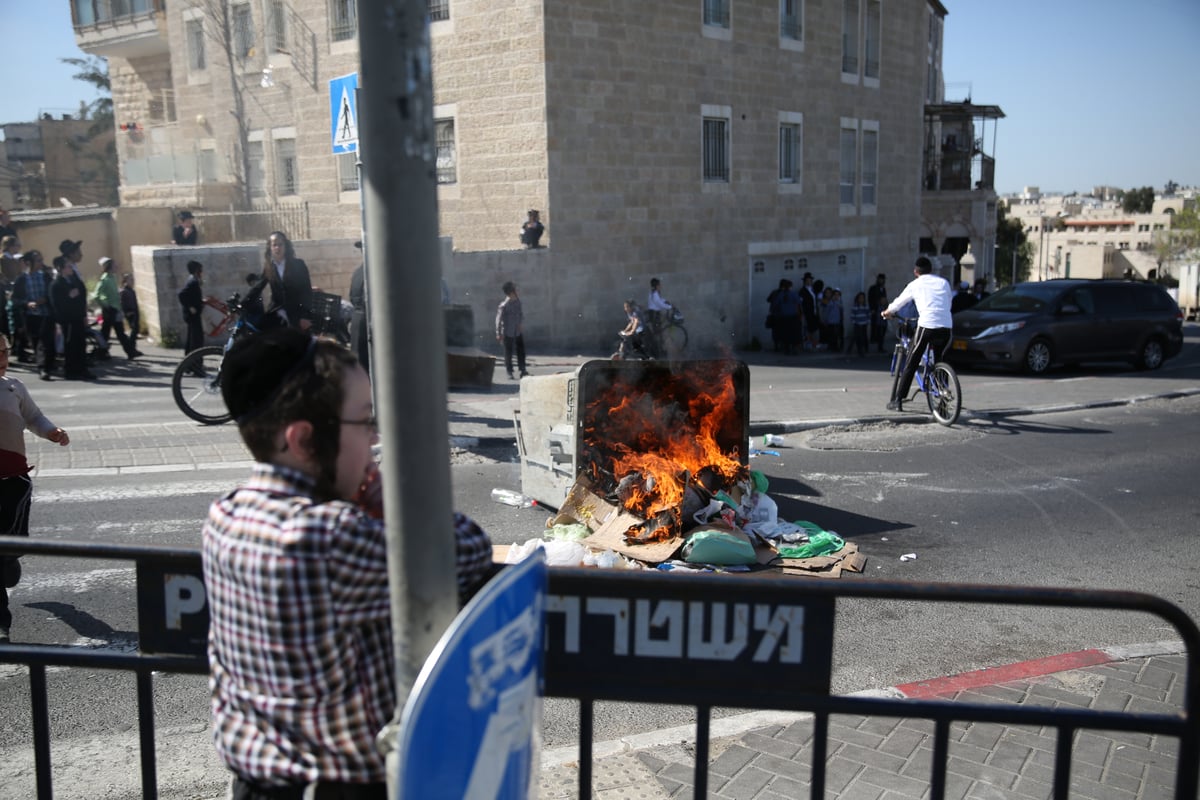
1004, 193, 1195, 282
1, 116, 116, 210
72, 0, 1002, 349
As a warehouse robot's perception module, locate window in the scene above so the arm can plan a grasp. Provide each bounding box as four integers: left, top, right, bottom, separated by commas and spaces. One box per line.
861, 123, 878, 207
267, 0, 288, 53
187, 18, 206, 71
864, 0, 880, 80
778, 112, 802, 186
435, 118, 456, 184
839, 122, 857, 207
702, 115, 730, 182
337, 151, 359, 192
330, 0, 357, 41
780, 0, 801, 40
199, 148, 218, 183
704, 0, 730, 29
246, 140, 266, 197
275, 138, 298, 195
841, 0, 859, 76
429, 0, 449, 22
232, 4, 254, 60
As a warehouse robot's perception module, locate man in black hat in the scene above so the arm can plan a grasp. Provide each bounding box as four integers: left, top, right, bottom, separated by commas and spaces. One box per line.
172, 211, 198, 245
347, 241, 370, 374
51, 240, 93, 380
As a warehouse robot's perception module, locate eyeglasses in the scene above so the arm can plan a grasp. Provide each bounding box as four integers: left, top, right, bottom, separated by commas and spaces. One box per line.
339, 415, 377, 432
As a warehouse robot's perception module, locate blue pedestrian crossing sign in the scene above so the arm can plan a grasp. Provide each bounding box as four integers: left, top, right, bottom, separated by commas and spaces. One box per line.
396, 551, 546, 799
330, 72, 359, 154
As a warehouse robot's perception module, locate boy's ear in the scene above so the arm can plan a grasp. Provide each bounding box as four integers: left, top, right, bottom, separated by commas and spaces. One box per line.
281, 419, 316, 460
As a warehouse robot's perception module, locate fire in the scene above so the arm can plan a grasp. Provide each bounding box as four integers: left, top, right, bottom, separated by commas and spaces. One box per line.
580, 362, 747, 542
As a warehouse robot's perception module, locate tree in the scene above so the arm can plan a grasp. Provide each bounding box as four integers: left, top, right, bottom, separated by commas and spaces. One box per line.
995, 203, 1032, 287
61, 55, 119, 206
1120, 186, 1155, 214
1152, 206, 1200, 284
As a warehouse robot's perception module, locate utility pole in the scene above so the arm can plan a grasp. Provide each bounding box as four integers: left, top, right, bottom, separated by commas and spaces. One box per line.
356, 0, 457, 786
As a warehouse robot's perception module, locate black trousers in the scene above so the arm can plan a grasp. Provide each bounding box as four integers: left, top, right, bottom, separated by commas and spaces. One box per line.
892, 326, 953, 402
101, 305, 137, 356
231, 776, 387, 800
60, 318, 89, 377
0, 474, 33, 630
502, 334, 526, 375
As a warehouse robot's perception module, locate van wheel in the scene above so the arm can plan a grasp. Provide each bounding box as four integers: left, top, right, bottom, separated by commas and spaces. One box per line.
1135, 337, 1165, 370
1023, 339, 1053, 375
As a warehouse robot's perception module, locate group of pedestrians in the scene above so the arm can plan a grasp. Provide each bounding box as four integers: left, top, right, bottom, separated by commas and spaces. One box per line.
1, 238, 142, 383
766, 272, 850, 356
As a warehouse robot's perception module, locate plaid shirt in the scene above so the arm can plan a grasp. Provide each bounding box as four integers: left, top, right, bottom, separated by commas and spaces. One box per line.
202, 463, 493, 785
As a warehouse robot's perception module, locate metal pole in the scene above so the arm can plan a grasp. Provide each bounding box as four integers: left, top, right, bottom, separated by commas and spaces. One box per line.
357, 0, 457, 782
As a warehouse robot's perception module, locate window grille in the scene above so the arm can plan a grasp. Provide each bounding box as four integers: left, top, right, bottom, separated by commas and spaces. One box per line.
780, 0, 801, 39
703, 118, 729, 182
338, 151, 359, 192
435, 119, 456, 184
864, 0, 880, 78
246, 141, 266, 198
841, 0, 859, 74
233, 4, 255, 60
331, 0, 357, 41
861, 128, 877, 206
779, 123, 800, 183
839, 126, 857, 205
187, 19, 206, 71
703, 0, 730, 28
275, 138, 298, 195
429, 0, 449, 22
267, 0, 288, 53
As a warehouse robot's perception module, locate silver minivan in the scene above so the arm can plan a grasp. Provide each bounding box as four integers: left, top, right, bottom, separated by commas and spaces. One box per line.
948, 279, 1184, 374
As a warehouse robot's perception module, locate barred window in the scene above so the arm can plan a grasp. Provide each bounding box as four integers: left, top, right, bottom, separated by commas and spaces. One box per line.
246, 141, 266, 198
779, 122, 801, 184
780, 0, 801, 40
187, 18, 206, 71
330, 0, 357, 42
703, 0, 730, 28
839, 125, 857, 206
267, 0, 288, 53
275, 138, 298, 195
841, 0, 859, 75
864, 0, 881, 79
703, 117, 729, 182
435, 118, 456, 184
429, 0, 449, 22
861, 127, 878, 206
232, 4, 254, 60
338, 151, 359, 192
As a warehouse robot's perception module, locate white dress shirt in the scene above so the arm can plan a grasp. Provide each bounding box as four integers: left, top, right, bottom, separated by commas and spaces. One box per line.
885, 273, 954, 329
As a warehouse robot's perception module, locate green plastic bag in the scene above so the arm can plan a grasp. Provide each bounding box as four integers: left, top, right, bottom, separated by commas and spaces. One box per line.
777, 530, 844, 559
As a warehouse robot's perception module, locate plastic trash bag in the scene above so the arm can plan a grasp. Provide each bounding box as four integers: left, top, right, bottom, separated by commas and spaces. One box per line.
777, 531, 844, 559
682, 529, 758, 565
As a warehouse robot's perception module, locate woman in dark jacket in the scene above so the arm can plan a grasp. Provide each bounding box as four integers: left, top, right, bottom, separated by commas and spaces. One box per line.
261, 231, 313, 331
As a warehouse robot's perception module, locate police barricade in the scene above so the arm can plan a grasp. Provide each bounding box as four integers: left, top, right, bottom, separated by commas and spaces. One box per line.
1, 539, 1197, 800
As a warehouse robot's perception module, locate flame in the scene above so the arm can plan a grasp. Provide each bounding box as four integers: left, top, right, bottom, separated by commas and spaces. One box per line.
580, 363, 746, 541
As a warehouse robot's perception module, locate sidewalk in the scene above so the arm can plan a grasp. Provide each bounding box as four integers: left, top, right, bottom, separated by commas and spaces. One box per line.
538, 641, 1192, 799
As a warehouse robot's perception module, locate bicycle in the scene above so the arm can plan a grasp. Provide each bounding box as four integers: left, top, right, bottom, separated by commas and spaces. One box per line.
647, 306, 688, 359
888, 316, 962, 426
171, 287, 265, 425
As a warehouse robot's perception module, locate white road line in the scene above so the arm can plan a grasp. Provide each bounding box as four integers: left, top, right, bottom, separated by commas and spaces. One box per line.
33, 480, 238, 503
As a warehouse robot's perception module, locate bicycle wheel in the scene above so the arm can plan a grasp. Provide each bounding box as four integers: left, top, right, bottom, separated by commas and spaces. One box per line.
889, 344, 907, 402
660, 323, 688, 358
172, 346, 231, 425
926, 362, 962, 427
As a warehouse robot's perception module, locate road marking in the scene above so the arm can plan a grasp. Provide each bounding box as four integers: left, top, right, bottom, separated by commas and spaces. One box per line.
33, 480, 239, 503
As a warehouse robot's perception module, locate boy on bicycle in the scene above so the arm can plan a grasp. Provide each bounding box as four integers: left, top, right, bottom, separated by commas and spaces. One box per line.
881, 256, 953, 411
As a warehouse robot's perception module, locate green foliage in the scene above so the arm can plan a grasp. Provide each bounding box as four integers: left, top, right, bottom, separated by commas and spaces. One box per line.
159, 328, 181, 349
1120, 186, 1155, 214
61, 56, 118, 206
995, 204, 1032, 287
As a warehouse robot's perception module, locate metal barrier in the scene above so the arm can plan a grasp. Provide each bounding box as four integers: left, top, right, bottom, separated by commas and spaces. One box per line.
2, 539, 1197, 800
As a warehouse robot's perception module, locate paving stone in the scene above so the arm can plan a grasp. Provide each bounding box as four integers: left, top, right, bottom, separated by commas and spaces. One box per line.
827, 720, 887, 750
712, 764, 772, 799
944, 754, 1019, 789
708, 744, 757, 779
738, 732, 801, 762
743, 751, 803, 781
832, 777, 884, 800
984, 739, 1033, 774
957, 722, 1004, 753
855, 764, 929, 798
1133, 663, 1176, 691
761, 773, 808, 798
875, 726, 928, 760
774, 719, 814, 746
833, 741, 907, 774
1068, 774, 1137, 800
822, 755, 866, 794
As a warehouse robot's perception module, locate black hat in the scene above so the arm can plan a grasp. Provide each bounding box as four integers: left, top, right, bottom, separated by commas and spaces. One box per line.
222, 328, 315, 424
59, 239, 82, 257
186, 260, 203, 275
179, 210, 193, 220
353, 240, 362, 249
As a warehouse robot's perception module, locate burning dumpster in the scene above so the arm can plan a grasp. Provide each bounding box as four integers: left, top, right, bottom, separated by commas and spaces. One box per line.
515, 358, 750, 512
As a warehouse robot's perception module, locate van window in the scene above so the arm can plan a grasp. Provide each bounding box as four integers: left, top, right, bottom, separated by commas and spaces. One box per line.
1131, 285, 1173, 312
1091, 285, 1128, 315
1063, 287, 1095, 314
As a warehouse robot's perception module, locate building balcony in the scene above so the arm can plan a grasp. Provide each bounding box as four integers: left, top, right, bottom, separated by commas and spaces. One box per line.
72, 0, 168, 59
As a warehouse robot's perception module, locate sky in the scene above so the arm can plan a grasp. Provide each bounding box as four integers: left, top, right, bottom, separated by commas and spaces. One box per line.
4, 1, 1198, 197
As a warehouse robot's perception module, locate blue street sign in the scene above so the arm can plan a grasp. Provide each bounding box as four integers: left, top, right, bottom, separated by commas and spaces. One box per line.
330, 72, 359, 154
397, 552, 546, 799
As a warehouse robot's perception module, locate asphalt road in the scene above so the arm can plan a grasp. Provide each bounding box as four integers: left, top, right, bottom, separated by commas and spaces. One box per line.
0, 334, 1198, 798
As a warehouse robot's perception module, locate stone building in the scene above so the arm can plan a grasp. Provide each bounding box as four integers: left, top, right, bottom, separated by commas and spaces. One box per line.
72, 0, 1000, 351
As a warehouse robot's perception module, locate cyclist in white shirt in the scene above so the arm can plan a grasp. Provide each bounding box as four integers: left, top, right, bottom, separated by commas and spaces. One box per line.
881, 256, 954, 411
